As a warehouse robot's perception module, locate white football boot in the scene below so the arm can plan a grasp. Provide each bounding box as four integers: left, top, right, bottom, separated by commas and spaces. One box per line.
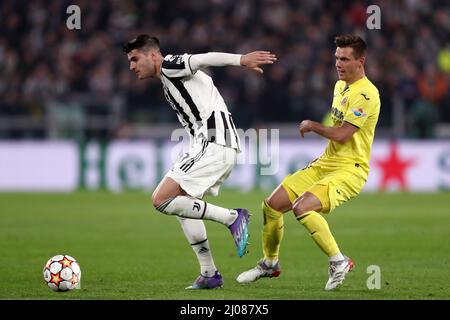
325, 256, 354, 291
236, 259, 281, 284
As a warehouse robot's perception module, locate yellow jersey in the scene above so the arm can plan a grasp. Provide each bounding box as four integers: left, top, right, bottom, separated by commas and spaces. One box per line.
315, 76, 380, 177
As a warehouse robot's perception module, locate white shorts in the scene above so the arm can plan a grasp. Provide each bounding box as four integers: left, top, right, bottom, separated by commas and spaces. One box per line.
165, 140, 237, 198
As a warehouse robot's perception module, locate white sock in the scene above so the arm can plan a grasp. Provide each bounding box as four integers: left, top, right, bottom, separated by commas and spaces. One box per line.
177, 217, 217, 277
329, 252, 345, 262
263, 258, 278, 268
158, 196, 237, 226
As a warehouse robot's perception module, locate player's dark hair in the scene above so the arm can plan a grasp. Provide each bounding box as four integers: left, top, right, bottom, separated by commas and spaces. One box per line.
334, 35, 367, 59
123, 34, 160, 53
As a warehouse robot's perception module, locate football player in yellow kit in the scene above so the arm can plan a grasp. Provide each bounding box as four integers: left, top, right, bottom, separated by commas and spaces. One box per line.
237, 35, 380, 290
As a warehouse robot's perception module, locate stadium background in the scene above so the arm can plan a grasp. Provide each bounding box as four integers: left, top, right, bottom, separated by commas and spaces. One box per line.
1, 0, 449, 300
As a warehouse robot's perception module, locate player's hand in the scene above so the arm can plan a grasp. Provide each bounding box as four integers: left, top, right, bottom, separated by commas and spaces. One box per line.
299, 120, 313, 138
240, 51, 277, 74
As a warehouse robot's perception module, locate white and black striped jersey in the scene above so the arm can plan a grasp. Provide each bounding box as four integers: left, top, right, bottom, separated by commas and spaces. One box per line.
160, 53, 241, 151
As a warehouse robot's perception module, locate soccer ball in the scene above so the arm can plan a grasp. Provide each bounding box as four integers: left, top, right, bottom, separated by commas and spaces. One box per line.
43, 254, 81, 292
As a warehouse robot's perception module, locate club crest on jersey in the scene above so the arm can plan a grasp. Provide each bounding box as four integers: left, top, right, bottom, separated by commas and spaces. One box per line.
351, 108, 367, 117
167, 55, 183, 64
340, 97, 348, 106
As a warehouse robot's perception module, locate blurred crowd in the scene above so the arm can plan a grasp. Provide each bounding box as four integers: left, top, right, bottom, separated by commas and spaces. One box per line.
1, 0, 449, 139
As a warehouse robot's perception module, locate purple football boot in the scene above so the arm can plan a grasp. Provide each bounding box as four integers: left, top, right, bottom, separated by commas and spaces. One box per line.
228, 208, 251, 257
185, 270, 224, 290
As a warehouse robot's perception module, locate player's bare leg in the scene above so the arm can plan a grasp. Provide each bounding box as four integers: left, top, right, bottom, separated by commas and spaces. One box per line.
152, 176, 188, 200
237, 185, 291, 283
293, 191, 354, 291
266, 184, 293, 212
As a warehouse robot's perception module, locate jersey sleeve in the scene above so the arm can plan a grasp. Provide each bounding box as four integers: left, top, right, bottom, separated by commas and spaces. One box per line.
189, 52, 242, 71
161, 53, 194, 78
343, 92, 374, 128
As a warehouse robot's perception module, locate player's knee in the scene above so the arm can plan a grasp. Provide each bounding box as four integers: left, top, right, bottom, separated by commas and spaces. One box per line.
292, 192, 322, 217
151, 191, 169, 212
292, 198, 308, 217
151, 191, 159, 208
265, 197, 283, 212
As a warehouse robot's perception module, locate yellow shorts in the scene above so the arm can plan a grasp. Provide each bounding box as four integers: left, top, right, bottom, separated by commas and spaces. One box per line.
281, 164, 366, 214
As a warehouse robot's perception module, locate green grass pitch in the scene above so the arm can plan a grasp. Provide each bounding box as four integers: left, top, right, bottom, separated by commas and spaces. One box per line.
0, 190, 449, 300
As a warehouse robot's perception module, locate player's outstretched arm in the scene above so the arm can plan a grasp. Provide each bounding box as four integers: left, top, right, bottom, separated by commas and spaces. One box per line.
299, 120, 358, 144
189, 51, 277, 74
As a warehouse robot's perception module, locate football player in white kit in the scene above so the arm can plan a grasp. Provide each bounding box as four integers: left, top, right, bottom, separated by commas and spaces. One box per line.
123, 34, 276, 289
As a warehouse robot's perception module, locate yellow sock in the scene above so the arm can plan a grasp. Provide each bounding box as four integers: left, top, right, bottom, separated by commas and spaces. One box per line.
297, 211, 340, 257
262, 200, 284, 261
